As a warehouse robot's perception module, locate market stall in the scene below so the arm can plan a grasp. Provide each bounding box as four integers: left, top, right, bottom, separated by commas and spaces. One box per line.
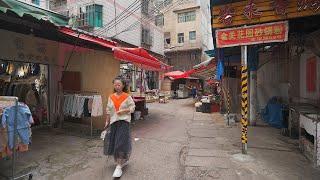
114, 47, 172, 119
177, 58, 222, 113
0, 61, 49, 127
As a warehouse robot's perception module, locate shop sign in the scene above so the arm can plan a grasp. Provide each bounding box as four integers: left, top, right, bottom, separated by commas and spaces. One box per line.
212, 0, 320, 28
215, 21, 288, 48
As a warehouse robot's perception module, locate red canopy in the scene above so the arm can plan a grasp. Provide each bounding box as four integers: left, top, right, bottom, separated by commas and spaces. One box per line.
165, 59, 216, 80
164, 71, 189, 79
59, 27, 117, 49
113, 47, 172, 72
59, 27, 172, 72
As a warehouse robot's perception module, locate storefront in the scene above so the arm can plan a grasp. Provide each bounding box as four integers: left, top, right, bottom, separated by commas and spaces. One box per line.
0, 0, 171, 178
211, 0, 320, 163
0, 61, 49, 126
0, 26, 63, 127
114, 47, 172, 117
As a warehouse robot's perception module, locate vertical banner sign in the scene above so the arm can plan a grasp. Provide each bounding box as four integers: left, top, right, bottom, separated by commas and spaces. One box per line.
241, 65, 249, 153
215, 21, 288, 48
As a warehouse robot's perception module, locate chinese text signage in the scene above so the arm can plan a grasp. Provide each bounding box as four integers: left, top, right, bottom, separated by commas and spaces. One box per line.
212, 0, 320, 28
215, 21, 288, 48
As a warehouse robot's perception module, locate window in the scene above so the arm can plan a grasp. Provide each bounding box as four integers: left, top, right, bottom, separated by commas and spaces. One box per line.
142, 0, 149, 15
165, 38, 171, 45
142, 28, 152, 45
178, 33, 184, 43
178, 11, 196, 23
306, 57, 317, 92
79, 4, 103, 28
164, 32, 171, 47
189, 31, 196, 40
32, 0, 40, 6
155, 15, 164, 26
87, 5, 103, 27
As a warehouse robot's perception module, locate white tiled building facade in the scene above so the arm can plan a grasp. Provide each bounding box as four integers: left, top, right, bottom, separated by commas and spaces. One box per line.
160, 0, 213, 70
49, 0, 164, 56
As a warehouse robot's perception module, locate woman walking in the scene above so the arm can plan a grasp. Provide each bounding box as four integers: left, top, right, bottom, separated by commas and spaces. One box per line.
104, 76, 135, 178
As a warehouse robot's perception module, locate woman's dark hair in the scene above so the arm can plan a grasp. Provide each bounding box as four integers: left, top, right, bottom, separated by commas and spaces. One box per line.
113, 76, 128, 93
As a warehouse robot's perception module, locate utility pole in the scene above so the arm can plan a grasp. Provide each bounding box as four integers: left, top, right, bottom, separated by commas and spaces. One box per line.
241, 45, 249, 154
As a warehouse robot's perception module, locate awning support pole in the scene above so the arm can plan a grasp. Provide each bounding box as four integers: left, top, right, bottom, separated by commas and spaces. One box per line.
241, 45, 249, 154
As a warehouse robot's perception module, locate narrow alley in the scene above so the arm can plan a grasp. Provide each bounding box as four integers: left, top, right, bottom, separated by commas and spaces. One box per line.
1, 0, 320, 180
2, 99, 319, 180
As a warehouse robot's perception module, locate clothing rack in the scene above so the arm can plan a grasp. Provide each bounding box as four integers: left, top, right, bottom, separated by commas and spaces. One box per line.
0, 96, 33, 180
63, 91, 101, 138
63, 90, 99, 95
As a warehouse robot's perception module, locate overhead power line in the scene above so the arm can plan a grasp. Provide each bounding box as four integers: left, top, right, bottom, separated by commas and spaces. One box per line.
110, 0, 186, 38
94, 0, 144, 36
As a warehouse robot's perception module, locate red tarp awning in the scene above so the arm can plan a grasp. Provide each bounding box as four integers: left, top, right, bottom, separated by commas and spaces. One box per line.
59, 27, 117, 49
113, 47, 172, 72
165, 59, 216, 79
164, 71, 185, 78
59, 27, 172, 72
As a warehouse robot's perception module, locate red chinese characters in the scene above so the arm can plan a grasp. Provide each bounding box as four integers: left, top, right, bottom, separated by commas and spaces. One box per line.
218, 6, 235, 25
243, 0, 262, 19
215, 21, 288, 48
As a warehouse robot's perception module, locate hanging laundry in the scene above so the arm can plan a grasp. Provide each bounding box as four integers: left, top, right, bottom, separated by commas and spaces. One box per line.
83, 98, 91, 117
91, 95, 103, 117
63, 94, 99, 118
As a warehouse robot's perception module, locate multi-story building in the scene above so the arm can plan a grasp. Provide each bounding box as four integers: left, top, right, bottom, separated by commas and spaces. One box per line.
49, 0, 164, 56
49, 0, 172, 90
160, 0, 213, 71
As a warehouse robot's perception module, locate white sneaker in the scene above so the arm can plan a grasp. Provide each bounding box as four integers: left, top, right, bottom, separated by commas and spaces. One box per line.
112, 165, 123, 178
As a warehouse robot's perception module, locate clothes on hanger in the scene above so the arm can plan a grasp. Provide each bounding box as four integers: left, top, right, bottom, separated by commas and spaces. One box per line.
63, 94, 103, 118
1, 103, 33, 156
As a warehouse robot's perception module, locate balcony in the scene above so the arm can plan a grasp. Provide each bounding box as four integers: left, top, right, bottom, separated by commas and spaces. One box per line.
164, 40, 202, 52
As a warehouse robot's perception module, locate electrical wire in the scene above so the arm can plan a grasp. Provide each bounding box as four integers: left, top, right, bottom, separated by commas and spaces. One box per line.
94, 0, 142, 35
94, 0, 140, 34
110, 0, 185, 38
94, 0, 146, 36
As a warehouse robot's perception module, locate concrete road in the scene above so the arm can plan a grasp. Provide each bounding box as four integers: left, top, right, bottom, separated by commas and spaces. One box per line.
64, 99, 194, 180
5, 98, 320, 180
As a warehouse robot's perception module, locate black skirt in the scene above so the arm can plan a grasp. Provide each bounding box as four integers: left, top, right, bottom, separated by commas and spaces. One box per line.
104, 120, 132, 161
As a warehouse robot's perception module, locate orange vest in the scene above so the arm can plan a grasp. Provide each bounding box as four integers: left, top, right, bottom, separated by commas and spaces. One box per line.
110, 93, 129, 112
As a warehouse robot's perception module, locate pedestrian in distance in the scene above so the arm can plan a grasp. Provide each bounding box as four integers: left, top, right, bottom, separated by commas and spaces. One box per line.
191, 86, 197, 99
104, 76, 136, 178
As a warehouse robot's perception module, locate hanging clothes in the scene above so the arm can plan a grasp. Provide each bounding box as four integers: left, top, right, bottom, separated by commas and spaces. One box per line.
1, 103, 33, 150
63, 94, 102, 118
91, 95, 103, 117
83, 98, 91, 117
